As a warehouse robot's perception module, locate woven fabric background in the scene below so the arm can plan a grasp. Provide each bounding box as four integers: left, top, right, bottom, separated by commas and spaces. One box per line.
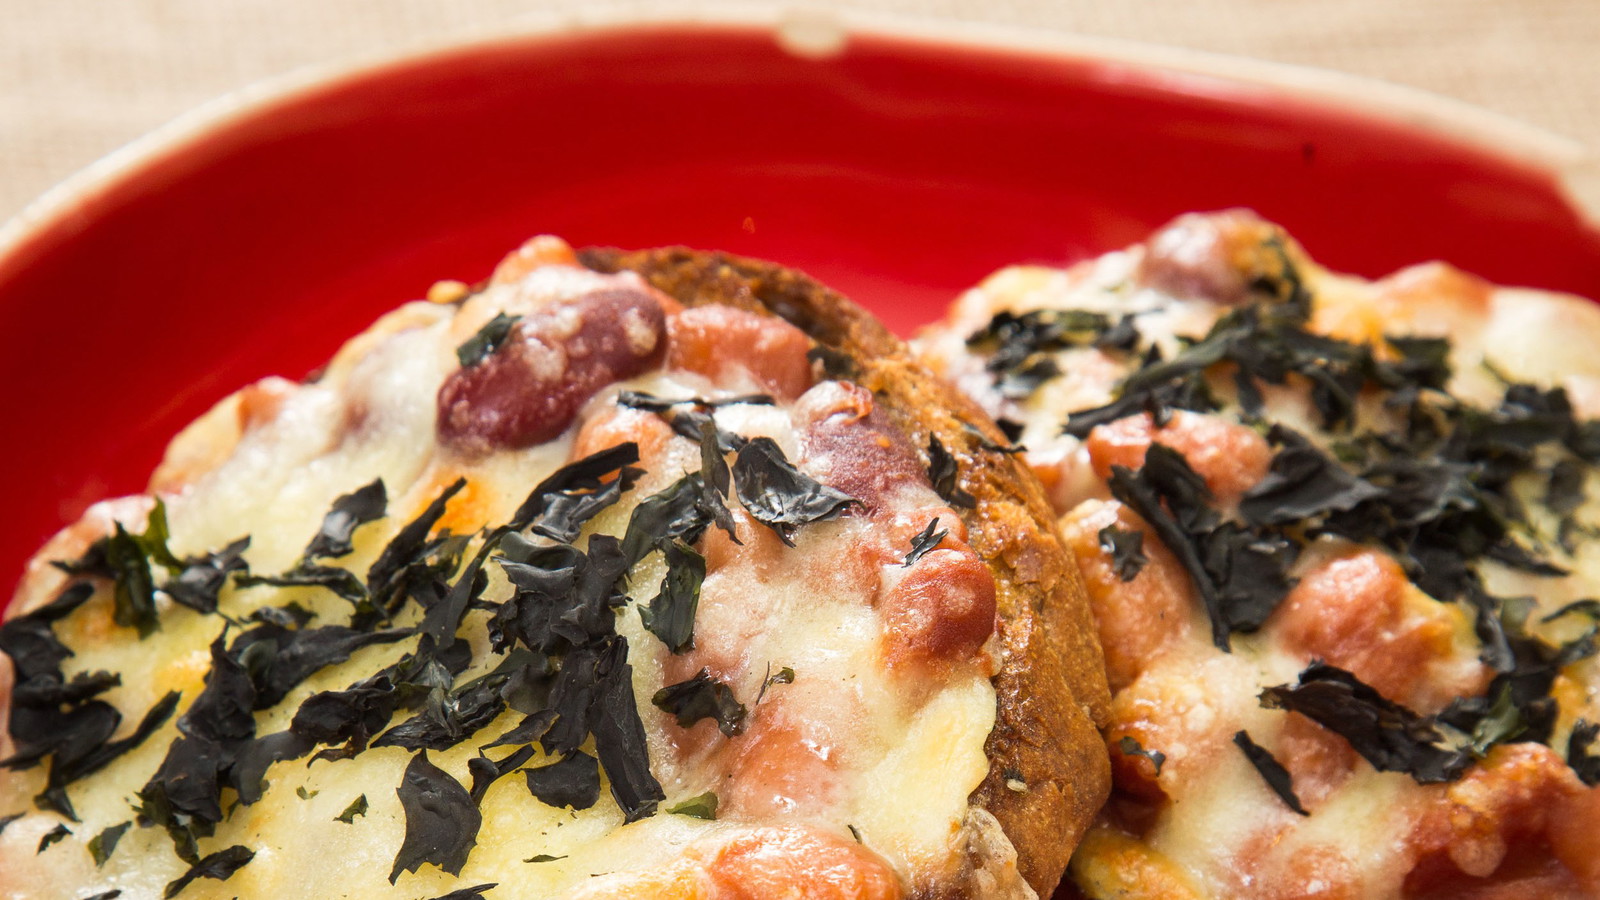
3, 0, 1598, 222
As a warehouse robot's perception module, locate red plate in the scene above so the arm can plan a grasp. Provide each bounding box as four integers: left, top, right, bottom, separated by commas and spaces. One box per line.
2, 14, 1598, 586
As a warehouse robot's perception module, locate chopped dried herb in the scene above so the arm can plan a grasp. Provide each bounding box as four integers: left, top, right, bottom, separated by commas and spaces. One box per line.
424, 885, 497, 900
586, 637, 664, 823
367, 477, 467, 609
732, 437, 857, 545
163, 844, 254, 898
482, 710, 557, 750
104, 525, 159, 638
652, 669, 747, 738
419, 539, 497, 652
81, 891, 121, 900
1097, 314, 1142, 352
373, 650, 525, 752
1544, 599, 1600, 624
524, 854, 566, 863
755, 665, 795, 705
960, 419, 1024, 455
162, 537, 250, 615
966, 308, 1114, 399
639, 541, 704, 653
334, 794, 369, 823
666, 790, 718, 820
136, 501, 185, 571
304, 479, 387, 560
248, 602, 316, 629
617, 391, 773, 449
807, 344, 855, 380
241, 624, 412, 709
1463, 682, 1528, 757
1233, 730, 1308, 816
37, 823, 70, 852
904, 518, 948, 567
619, 471, 733, 568
456, 312, 521, 368
523, 751, 601, 810
1108, 446, 1297, 648
494, 545, 628, 659
511, 443, 643, 543
390, 752, 479, 883
1117, 735, 1165, 776
926, 435, 976, 510
1097, 526, 1148, 582
236, 565, 367, 605
1567, 720, 1600, 786
468, 745, 535, 805
35, 689, 179, 821
1261, 662, 1469, 784
1239, 426, 1385, 526
0, 812, 21, 835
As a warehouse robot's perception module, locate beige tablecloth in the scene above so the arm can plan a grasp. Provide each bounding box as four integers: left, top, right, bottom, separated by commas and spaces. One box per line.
3, 0, 1598, 222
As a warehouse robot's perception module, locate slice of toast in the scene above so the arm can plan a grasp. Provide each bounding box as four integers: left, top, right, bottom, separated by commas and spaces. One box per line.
917, 209, 1600, 898
1, 238, 1109, 899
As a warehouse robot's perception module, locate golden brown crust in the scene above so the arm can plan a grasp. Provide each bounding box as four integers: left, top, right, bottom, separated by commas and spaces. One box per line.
579, 247, 1113, 896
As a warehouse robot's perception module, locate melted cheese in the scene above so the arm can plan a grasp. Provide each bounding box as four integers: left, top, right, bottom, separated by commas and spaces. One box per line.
1, 258, 1001, 899
920, 211, 1600, 899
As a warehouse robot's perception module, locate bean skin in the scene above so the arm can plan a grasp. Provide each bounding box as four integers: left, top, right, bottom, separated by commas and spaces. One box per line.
879, 547, 997, 668
436, 286, 667, 454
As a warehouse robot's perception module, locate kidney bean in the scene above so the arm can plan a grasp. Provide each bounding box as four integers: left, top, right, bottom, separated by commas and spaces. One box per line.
667, 305, 815, 401
795, 381, 927, 515
879, 547, 997, 667
1134, 209, 1283, 305
436, 286, 666, 454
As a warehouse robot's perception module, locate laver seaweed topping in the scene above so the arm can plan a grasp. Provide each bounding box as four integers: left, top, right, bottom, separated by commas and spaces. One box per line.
0, 237, 1109, 899
919, 209, 1600, 899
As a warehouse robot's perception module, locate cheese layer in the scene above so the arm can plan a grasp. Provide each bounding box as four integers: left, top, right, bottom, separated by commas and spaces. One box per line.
0, 241, 1001, 900
919, 210, 1600, 899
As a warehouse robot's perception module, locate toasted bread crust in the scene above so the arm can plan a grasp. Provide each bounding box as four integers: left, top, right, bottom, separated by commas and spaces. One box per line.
579, 247, 1113, 896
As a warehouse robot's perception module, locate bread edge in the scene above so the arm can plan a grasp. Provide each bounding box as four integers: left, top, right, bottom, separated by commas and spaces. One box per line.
578, 247, 1113, 896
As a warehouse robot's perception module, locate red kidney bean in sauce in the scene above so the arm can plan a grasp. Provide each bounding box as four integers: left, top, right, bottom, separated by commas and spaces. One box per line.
437, 287, 667, 454
795, 382, 927, 515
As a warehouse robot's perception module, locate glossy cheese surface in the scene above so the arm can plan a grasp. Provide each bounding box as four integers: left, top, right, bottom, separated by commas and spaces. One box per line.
0, 241, 1006, 900
920, 210, 1600, 899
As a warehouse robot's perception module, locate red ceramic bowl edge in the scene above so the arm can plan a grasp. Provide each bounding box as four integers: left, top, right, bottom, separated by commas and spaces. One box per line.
4, 4, 1599, 272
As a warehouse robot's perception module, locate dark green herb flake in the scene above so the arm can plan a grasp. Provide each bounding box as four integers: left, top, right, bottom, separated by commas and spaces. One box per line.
1097, 526, 1148, 582
88, 821, 130, 867
665, 790, 718, 820
334, 795, 368, 823
733, 437, 858, 545
639, 541, 705, 654
37, 823, 70, 853
903, 518, 948, 567
1233, 730, 1308, 816
926, 436, 976, 510
756, 664, 795, 705
390, 752, 479, 884
652, 669, 747, 737
523, 751, 601, 811
1261, 662, 1469, 784
456, 312, 522, 368
1117, 736, 1165, 776
422, 883, 497, 900
163, 844, 255, 898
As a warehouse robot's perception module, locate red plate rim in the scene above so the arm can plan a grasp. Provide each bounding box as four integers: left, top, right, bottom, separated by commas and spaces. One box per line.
3, 7, 1600, 590
4, 6, 1597, 259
